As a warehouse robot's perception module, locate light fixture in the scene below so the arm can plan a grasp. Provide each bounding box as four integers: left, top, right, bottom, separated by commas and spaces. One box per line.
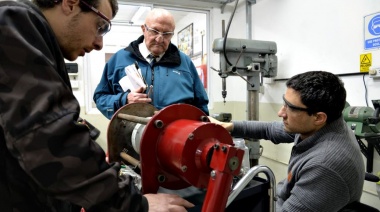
131, 6, 151, 26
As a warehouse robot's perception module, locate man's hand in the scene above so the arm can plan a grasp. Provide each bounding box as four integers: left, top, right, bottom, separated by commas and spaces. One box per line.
127, 87, 152, 104
208, 116, 234, 132
144, 193, 194, 212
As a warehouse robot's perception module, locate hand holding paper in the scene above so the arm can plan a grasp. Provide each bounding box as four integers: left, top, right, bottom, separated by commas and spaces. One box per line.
127, 87, 152, 104
119, 63, 147, 92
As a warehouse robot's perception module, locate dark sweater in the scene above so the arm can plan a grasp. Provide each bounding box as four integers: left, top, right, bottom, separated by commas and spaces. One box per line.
232, 117, 365, 212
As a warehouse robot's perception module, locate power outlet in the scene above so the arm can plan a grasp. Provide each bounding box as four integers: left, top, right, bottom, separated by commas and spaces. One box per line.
369, 67, 380, 79
70, 80, 79, 89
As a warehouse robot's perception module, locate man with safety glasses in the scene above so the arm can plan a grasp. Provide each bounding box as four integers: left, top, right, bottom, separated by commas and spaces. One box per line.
93, 8, 209, 120
0, 0, 193, 211
209, 71, 365, 211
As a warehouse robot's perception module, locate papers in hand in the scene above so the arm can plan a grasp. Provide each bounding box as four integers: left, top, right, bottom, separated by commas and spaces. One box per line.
119, 63, 146, 92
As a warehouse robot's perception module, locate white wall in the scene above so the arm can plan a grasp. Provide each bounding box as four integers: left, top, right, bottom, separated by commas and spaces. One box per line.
251, 0, 380, 107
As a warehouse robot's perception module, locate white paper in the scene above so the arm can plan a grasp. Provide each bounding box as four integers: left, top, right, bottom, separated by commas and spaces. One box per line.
119, 76, 133, 92
118, 64, 146, 92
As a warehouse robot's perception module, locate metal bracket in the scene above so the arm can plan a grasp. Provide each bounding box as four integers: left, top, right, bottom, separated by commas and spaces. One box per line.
357, 136, 380, 173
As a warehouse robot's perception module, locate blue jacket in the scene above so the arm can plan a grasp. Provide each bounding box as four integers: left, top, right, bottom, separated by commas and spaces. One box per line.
93, 35, 209, 119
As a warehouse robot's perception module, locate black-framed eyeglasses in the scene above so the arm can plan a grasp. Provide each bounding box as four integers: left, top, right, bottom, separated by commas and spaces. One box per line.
80, 0, 112, 37
144, 24, 174, 39
282, 95, 310, 113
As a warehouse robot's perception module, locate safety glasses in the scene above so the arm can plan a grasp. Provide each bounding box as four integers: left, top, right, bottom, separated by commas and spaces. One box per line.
80, 0, 112, 37
144, 24, 174, 39
282, 95, 310, 113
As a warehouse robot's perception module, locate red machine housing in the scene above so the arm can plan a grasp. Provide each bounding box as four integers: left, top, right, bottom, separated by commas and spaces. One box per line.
108, 103, 244, 212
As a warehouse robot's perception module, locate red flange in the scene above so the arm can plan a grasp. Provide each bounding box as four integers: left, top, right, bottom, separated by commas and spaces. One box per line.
139, 104, 244, 212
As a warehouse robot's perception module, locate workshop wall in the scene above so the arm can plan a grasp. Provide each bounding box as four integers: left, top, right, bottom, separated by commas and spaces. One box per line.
209, 0, 380, 209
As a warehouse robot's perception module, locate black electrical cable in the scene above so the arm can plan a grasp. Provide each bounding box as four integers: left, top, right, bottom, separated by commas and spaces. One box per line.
223, 0, 240, 66
362, 74, 369, 107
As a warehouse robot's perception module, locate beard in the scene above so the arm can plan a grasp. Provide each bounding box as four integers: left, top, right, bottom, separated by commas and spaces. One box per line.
59, 14, 83, 61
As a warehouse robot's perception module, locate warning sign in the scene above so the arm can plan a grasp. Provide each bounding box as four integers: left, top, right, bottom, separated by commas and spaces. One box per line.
360, 53, 372, 72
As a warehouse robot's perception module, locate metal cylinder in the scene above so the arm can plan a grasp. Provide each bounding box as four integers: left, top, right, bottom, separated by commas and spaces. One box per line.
247, 90, 260, 166
117, 113, 150, 124
343, 106, 374, 123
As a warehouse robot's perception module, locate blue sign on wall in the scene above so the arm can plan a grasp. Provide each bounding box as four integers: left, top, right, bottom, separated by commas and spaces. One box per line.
364, 12, 380, 50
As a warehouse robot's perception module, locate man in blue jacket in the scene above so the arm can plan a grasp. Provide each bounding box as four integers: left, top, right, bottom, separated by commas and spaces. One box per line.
93, 8, 209, 119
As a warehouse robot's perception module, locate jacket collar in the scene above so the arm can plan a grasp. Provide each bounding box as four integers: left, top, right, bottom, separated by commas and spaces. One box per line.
125, 35, 182, 66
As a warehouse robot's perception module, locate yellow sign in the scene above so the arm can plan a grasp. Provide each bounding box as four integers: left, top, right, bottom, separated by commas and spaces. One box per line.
360, 53, 372, 72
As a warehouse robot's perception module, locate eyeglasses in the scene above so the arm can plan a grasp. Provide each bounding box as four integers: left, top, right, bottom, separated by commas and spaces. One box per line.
144, 24, 174, 39
282, 95, 310, 113
80, 0, 112, 37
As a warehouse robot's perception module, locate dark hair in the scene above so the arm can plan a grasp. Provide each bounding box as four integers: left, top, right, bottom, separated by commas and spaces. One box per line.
286, 71, 346, 123
32, 0, 119, 18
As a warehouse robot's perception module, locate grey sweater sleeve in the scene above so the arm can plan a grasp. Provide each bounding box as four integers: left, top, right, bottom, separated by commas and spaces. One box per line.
278, 164, 350, 212
231, 121, 295, 144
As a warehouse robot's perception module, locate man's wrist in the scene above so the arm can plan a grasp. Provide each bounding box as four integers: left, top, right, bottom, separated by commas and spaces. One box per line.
223, 122, 234, 132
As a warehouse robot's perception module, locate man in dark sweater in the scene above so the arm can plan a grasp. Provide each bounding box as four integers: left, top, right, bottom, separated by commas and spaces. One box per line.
0, 0, 192, 211
210, 71, 365, 211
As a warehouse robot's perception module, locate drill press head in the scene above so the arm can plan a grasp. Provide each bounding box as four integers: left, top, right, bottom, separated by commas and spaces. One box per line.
212, 38, 277, 101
